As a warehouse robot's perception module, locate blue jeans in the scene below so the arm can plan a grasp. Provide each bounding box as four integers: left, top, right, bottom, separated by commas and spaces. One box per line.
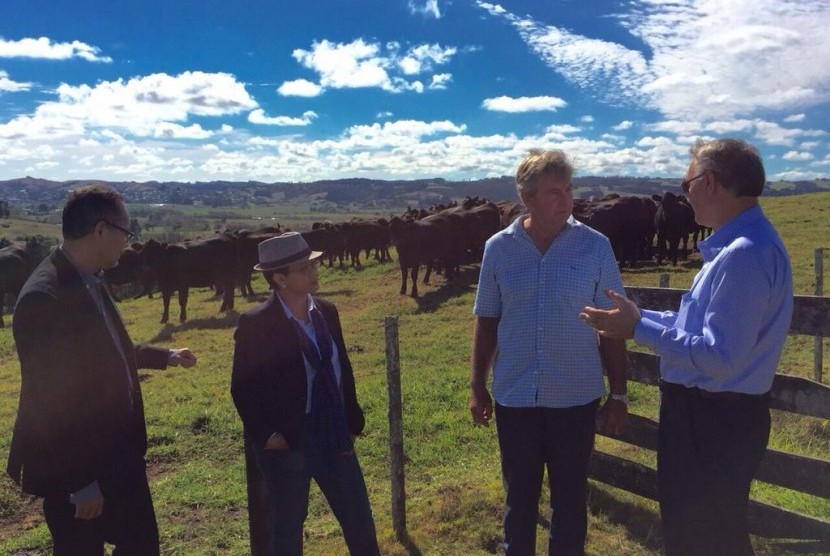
495, 399, 599, 556
253, 439, 380, 556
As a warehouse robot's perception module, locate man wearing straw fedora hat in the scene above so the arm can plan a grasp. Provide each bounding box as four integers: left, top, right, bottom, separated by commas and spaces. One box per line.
231, 232, 380, 555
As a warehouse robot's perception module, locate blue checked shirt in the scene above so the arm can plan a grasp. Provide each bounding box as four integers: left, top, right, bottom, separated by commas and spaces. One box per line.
474, 215, 625, 408
634, 204, 793, 394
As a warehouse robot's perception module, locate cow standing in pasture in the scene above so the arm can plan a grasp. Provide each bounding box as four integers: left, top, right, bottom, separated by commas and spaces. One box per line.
573, 195, 656, 268
0, 239, 50, 327
233, 227, 282, 296
653, 191, 697, 265
142, 236, 237, 323
304, 224, 347, 269
105, 242, 155, 299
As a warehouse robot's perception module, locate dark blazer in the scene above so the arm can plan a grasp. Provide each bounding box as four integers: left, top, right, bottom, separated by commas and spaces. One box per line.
6, 249, 170, 498
231, 292, 365, 450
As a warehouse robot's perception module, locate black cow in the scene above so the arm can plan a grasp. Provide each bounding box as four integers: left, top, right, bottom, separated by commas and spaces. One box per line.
653, 192, 697, 266
142, 236, 236, 323
0, 239, 51, 327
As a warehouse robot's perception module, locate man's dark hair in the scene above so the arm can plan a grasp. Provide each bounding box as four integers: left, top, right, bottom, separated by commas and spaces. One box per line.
62, 185, 125, 240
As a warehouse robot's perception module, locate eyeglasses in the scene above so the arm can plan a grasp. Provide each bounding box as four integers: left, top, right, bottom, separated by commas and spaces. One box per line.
288, 259, 320, 275
681, 170, 707, 194
101, 220, 135, 242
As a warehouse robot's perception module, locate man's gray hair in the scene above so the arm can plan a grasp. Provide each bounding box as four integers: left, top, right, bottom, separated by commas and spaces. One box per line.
690, 138, 765, 197
515, 149, 574, 196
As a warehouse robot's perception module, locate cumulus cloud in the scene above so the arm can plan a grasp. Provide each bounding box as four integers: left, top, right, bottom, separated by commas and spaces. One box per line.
784, 113, 806, 123
482, 95, 567, 113
408, 0, 441, 19
0, 36, 112, 62
429, 73, 452, 90
248, 109, 317, 126
580, 115, 594, 123
277, 79, 323, 97
477, 0, 830, 121
289, 39, 456, 94
0, 70, 31, 92
0, 71, 257, 140
613, 120, 634, 131
782, 150, 815, 161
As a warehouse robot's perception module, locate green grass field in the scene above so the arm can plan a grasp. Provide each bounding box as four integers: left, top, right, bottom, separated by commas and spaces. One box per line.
0, 192, 828, 555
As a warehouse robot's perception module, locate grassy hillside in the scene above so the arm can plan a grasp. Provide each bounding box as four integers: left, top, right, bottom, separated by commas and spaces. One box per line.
0, 192, 828, 555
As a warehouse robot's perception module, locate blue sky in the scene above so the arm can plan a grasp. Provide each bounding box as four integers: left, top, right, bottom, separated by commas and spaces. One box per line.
1, 0, 829, 183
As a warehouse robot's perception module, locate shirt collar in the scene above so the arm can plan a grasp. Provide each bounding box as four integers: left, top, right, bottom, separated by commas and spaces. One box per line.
508, 214, 577, 241
699, 204, 764, 262
276, 292, 316, 323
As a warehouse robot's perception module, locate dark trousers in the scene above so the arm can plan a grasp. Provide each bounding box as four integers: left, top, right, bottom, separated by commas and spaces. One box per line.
495, 399, 599, 556
658, 383, 770, 556
253, 440, 380, 556
42, 456, 159, 556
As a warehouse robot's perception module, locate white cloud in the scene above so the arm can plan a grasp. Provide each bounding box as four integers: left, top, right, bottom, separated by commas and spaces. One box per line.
482, 95, 567, 113
478, 0, 830, 121
153, 122, 213, 139
613, 120, 634, 131
277, 79, 323, 97
0, 70, 31, 92
782, 150, 814, 161
398, 44, 456, 75
0, 71, 257, 140
784, 113, 806, 123
429, 73, 452, 90
408, 0, 441, 19
376, 111, 394, 119
248, 109, 317, 126
290, 39, 456, 94
580, 115, 594, 123
0, 36, 112, 62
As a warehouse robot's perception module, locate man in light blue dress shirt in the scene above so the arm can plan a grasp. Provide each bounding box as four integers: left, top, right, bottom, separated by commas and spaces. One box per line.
471, 149, 629, 556
580, 138, 793, 556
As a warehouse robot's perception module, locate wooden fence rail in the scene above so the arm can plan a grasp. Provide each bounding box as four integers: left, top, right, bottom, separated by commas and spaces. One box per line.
588, 287, 830, 541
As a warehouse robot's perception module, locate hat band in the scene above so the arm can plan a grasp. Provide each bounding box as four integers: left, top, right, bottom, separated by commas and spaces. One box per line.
259, 248, 311, 271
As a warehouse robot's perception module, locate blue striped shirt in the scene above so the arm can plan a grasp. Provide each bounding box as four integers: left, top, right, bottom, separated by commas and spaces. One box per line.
634, 205, 793, 394
474, 215, 625, 408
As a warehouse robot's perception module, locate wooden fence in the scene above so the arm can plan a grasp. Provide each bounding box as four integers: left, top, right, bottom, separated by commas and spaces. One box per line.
241, 286, 830, 554
588, 286, 830, 542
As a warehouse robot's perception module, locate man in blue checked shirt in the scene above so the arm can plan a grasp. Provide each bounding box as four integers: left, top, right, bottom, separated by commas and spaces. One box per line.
580, 138, 793, 556
470, 149, 629, 556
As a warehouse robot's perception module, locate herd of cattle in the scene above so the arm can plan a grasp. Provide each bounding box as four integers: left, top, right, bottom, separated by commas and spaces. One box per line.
0, 192, 707, 325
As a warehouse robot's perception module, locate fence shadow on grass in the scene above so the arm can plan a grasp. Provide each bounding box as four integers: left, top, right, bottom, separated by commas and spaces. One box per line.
149, 311, 240, 343
586, 483, 663, 552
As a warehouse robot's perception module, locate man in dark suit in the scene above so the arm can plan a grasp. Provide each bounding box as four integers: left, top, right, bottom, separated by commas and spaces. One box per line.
6, 184, 197, 555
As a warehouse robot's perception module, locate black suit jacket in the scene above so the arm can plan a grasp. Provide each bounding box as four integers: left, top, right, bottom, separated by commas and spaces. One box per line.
6, 249, 170, 498
231, 292, 365, 450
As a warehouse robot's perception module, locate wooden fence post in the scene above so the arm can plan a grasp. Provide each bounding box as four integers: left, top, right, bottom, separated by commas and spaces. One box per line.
816, 248, 826, 383
385, 315, 407, 541
658, 273, 670, 288
244, 431, 270, 555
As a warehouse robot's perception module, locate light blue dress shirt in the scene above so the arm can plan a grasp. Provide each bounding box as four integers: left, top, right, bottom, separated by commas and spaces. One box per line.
474, 215, 625, 408
634, 204, 793, 394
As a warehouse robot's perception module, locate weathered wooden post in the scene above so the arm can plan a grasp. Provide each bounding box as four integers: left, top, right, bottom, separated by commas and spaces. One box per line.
244, 432, 270, 556
816, 248, 826, 383
659, 273, 670, 288
385, 315, 407, 541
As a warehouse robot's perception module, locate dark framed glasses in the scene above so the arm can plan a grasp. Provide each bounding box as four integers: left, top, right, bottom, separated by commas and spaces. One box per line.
101, 220, 136, 242
681, 170, 707, 193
